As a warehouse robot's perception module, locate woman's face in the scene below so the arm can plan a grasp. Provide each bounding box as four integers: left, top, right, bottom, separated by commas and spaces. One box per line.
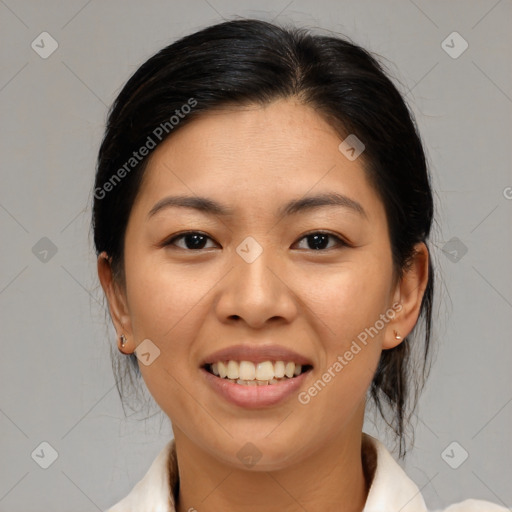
101, 98, 417, 469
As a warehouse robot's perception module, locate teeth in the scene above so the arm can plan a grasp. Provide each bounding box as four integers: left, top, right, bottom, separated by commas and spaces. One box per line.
227, 360, 239, 380
239, 361, 256, 380
255, 361, 274, 381
237, 379, 257, 386
217, 361, 227, 378
285, 362, 295, 378
208, 360, 309, 383
274, 361, 285, 378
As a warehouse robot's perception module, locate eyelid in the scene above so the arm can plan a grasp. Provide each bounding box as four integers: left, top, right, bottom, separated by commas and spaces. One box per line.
293, 230, 352, 250
161, 230, 218, 249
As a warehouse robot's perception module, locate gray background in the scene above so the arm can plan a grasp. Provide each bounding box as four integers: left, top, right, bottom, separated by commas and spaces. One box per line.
1, 0, 511, 510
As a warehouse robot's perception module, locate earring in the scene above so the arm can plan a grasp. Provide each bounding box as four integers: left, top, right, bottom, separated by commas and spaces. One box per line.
393, 330, 402, 341
120, 333, 127, 349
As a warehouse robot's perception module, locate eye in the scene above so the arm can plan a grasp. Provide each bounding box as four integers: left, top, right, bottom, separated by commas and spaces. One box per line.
164, 231, 217, 250
294, 231, 349, 251
163, 230, 349, 252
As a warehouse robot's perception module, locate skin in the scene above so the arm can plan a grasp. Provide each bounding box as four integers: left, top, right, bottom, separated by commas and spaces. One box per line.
98, 97, 429, 512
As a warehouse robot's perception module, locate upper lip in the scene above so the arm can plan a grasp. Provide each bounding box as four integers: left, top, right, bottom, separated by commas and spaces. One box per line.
201, 344, 314, 367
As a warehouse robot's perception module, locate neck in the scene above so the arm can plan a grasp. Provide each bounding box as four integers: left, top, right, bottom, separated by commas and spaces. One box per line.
173, 410, 371, 512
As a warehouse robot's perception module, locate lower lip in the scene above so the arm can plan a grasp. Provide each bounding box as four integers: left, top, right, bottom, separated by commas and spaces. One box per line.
200, 367, 311, 409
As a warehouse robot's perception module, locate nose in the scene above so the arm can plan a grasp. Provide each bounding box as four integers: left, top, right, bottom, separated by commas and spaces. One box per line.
214, 242, 298, 329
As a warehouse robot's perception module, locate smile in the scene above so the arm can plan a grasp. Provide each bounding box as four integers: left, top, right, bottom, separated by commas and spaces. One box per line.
205, 360, 312, 386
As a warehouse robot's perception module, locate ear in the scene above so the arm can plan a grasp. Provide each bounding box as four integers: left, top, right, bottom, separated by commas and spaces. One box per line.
383, 242, 430, 350
97, 251, 134, 354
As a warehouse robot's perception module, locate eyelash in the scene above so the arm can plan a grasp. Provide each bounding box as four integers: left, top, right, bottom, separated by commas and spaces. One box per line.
163, 230, 350, 252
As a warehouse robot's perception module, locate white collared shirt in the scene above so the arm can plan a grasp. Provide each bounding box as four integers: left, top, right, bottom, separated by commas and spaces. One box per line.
105, 433, 508, 512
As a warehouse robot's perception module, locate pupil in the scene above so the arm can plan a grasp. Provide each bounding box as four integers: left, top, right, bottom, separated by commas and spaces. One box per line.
309, 233, 328, 250
186, 234, 206, 249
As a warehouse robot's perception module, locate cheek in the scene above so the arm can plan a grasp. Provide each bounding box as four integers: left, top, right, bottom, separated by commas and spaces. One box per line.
294, 275, 387, 441
299, 259, 391, 400
123, 251, 215, 416
124, 247, 209, 340
307, 258, 393, 347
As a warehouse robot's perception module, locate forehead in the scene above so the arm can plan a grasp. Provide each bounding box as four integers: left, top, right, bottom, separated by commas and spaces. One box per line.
131, 98, 386, 224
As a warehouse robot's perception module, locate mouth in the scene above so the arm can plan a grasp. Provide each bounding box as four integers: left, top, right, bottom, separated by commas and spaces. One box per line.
202, 360, 314, 386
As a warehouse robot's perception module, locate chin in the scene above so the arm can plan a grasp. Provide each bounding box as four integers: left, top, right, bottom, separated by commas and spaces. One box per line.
210, 434, 310, 472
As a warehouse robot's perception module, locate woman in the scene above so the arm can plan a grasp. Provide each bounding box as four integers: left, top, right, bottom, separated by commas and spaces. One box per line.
93, 18, 507, 512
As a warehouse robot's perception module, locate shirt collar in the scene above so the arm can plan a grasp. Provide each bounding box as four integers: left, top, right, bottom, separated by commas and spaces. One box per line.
105, 433, 428, 512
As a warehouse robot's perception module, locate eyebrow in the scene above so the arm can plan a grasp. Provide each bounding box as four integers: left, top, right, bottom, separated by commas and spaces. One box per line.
147, 192, 367, 220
